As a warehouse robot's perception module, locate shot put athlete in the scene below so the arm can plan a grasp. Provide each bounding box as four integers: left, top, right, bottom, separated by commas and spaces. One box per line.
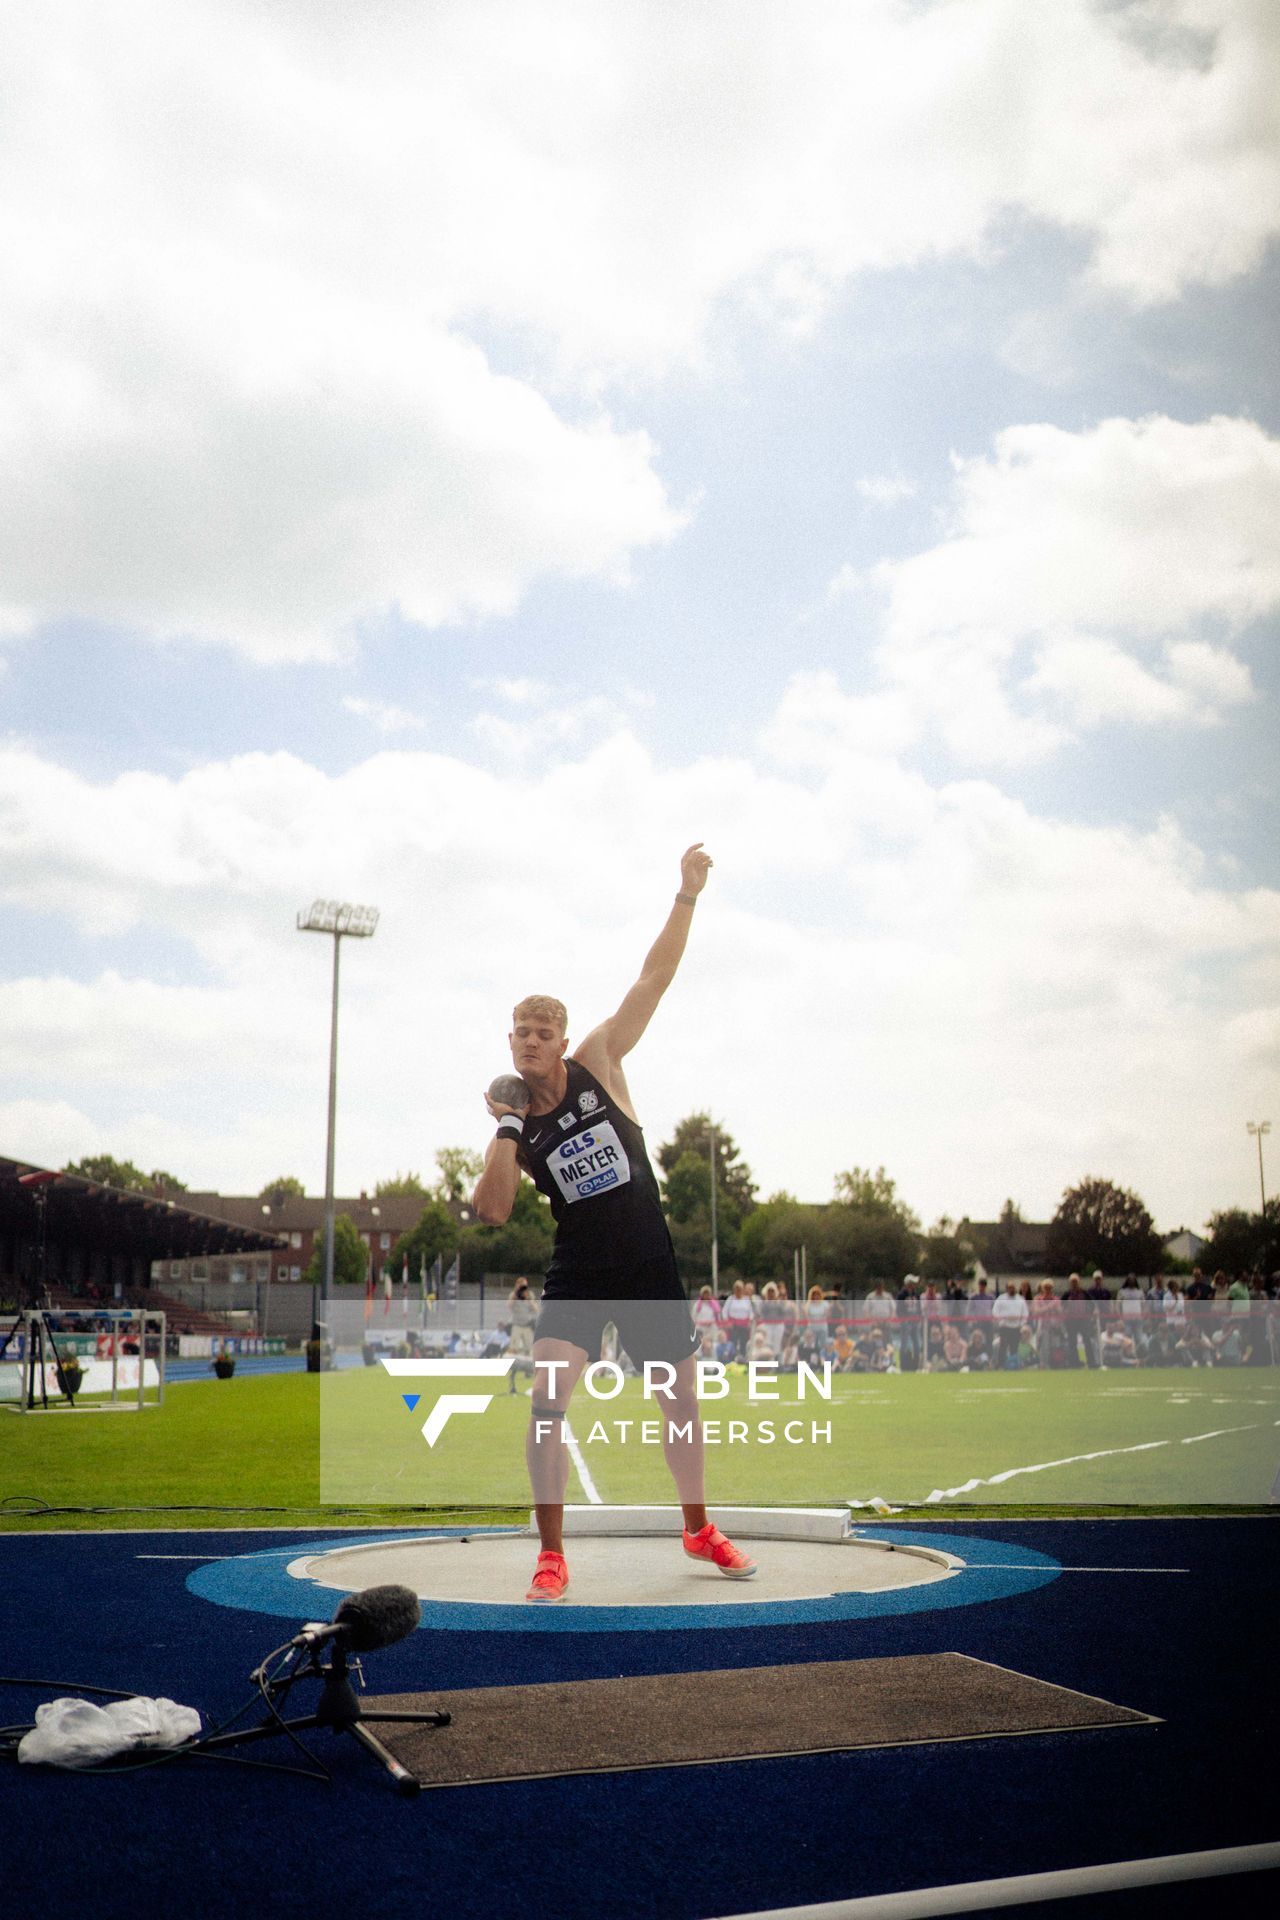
472, 843, 756, 1603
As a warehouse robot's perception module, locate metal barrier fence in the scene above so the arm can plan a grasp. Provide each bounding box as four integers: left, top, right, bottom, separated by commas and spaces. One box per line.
348, 1297, 1277, 1370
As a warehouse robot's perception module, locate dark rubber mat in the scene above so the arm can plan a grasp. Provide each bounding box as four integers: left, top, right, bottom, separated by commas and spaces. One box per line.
365, 1651, 1155, 1787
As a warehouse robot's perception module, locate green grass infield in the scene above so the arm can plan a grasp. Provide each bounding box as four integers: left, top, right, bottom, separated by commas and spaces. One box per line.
2, 1365, 1276, 1531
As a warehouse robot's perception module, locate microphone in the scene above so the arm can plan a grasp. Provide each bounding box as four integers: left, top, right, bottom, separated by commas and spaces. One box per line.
289, 1584, 421, 1654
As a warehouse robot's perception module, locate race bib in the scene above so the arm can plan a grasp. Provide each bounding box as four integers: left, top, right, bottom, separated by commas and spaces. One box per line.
545, 1123, 632, 1204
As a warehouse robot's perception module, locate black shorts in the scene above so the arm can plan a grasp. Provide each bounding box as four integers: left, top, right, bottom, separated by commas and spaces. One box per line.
535, 1251, 698, 1370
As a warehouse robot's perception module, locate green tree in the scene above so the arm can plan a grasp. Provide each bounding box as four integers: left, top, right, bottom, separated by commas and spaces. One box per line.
375, 1171, 430, 1199
737, 1194, 821, 1282
433, 1146, 484, 1205
459, 1179, 554, 1284
1200, 1202, 1279, 1277
1045, 1177, 1163, 1277
828, 1165, 921, 1288
657, 1115, 757, 1218
918, 1217, 971, 1282
391, 1198, 460, 1282
259, 1175, 305, 1200
65, 1155, 185, 1194
302, 1213, 371, 1289
656, 1114, 756, 1283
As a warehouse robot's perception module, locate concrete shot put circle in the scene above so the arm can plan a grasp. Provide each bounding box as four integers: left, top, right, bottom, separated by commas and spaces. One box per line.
275, 1508, 1020, 1634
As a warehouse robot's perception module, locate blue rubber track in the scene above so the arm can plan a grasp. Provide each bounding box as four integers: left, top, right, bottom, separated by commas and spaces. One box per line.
0, 1518, 1276, 1920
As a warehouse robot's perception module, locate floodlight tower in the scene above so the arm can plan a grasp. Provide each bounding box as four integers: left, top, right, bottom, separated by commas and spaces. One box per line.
708, 1122, 720, 1294
1247, 1120, 1271, 1216
296, 901, 380, 1306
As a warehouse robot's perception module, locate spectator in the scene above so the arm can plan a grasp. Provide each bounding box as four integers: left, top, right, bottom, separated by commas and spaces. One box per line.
921, 1282, 945, 1369
747, 1323, 774, 1365
759, 1282, 789, 1357
991, 1282, 1030, 1368
1031, 1279, 1064, 1368
1176, 1324, 1213, 1368
1185, 1267, 1213, 1302
896, 1276, 922, 1372
1101, 1325, 1138, 1367
966, 1325, 991, 1371
507, 1277, 538, 1359
939, 1322, 969, 1372
801, 1285, 831, 1355
1082, 1269, 1112, 1369
863, 1281, 896, 1325
968, 1278, 995, 1320
1144, 1321, 1176, 1367
692, 1285, 721, 1339
831, 1324, 856, 1373
1212, 1323, 1246, 1366
860, 1328, 893, 1373
1061, 1273, 1089, 1369
722, 1280, 754, 1358
1116, 1274, 1146, 1319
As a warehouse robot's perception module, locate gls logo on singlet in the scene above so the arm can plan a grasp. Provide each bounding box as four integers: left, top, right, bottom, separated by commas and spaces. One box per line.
547, 1123, 632, 1203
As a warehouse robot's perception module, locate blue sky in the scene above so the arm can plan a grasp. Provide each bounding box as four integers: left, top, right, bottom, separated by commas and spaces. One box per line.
1, 0, 1277, 1237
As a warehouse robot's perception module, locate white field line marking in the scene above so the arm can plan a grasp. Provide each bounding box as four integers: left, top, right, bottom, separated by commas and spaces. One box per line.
135, 1554, 227, 1560
711, 1838, 1280, 1920
563, 1416, 602, 1505
921, 1422, 1268, 1503
958, 1565, 1189, 1573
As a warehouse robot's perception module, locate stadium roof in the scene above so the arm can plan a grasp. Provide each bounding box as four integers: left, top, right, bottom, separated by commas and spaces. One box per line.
0, 1155, 283, 1264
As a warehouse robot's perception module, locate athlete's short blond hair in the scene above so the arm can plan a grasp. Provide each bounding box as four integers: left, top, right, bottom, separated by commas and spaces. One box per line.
512, 994, 568, 1033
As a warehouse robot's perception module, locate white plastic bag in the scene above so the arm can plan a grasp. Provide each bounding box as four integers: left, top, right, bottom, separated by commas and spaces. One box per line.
17, 1695, 202, 1768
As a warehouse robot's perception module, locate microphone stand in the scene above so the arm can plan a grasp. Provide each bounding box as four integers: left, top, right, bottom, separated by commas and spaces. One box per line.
196, 1636, 450, 1797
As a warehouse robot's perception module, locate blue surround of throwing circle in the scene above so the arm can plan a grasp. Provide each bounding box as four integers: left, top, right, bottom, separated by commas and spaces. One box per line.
186, 1526, 1061, 1633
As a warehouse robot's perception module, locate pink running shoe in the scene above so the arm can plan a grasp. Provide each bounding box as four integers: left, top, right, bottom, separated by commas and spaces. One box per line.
525, 1550, 569, 1603
682, 1522, 757, 1579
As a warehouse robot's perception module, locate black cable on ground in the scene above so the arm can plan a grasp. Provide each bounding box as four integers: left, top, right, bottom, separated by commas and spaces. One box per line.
1, 1494, 525, 1519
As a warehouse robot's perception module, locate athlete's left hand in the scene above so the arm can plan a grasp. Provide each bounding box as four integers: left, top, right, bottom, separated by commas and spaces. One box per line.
680, 843, 713, 895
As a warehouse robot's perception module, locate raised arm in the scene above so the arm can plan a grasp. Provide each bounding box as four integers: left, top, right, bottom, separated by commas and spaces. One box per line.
575, 844, 712, 1084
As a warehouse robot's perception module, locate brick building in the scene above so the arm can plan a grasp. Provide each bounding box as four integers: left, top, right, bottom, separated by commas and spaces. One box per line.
155, 1187, 476, 1289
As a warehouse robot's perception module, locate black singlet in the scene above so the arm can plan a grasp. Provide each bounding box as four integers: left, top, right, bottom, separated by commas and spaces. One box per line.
517, 1058, 672, 1275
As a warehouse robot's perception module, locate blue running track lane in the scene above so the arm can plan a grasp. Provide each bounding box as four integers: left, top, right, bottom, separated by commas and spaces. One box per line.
1, 1517, 1276, 1920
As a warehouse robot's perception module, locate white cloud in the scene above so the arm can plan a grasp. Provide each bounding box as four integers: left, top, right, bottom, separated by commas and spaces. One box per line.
855, 474, 917, 508
1, 2, 1277, 660
1, 707, 1275, 1230
343, 697, 426, 735
855, 413, 1279, 759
